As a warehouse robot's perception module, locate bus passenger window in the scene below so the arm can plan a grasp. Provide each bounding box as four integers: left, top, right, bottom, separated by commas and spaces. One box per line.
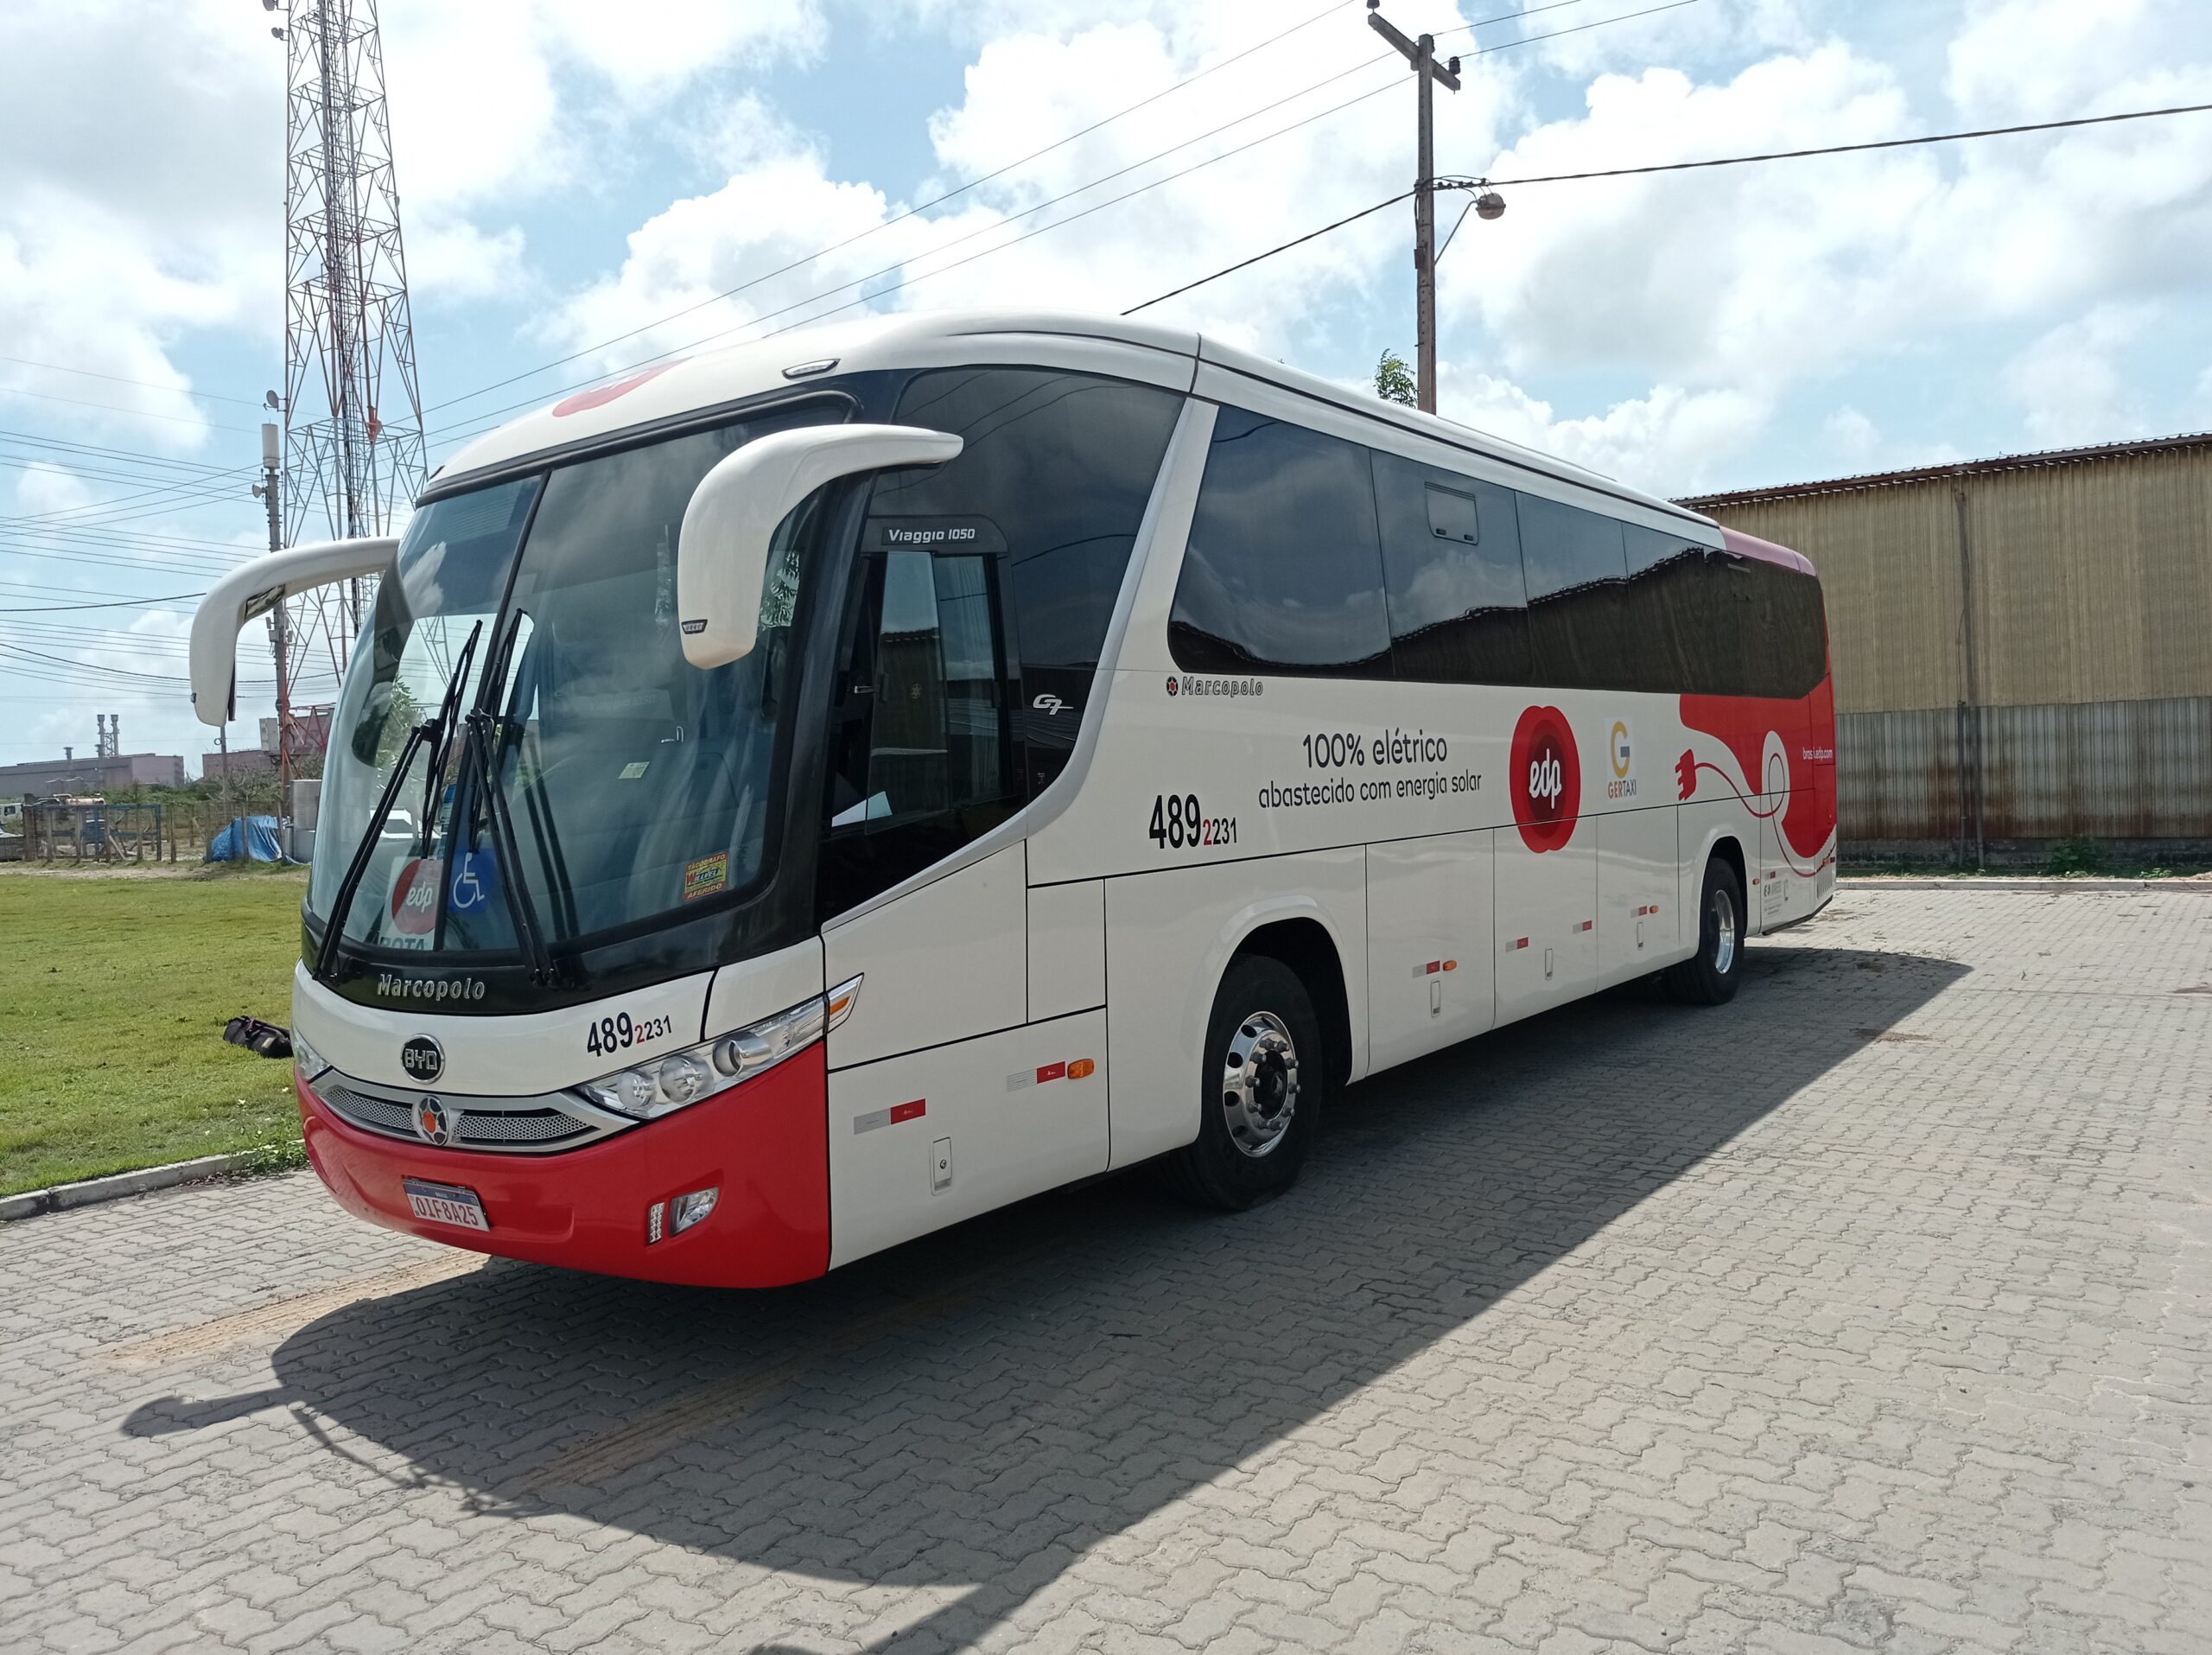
1622, 523, 1700, 692
1169, 408, 1392, 678
882, 367, 1180, 799
1516, 493, 1632, 691
1373, 450, 1530, 684
1742, 563, 1828, 698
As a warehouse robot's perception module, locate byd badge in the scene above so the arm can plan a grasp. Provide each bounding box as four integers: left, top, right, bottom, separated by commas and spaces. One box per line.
1510, 705, 1580, 853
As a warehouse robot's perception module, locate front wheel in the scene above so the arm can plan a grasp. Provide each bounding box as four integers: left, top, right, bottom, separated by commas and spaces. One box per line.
1159, 955, 1325, 1211
1664, 857, 1745, 1005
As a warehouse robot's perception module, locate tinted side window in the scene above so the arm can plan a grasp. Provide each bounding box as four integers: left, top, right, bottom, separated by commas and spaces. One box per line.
1744, 563, 1828, 698
1372, 450, 1530, 684
882, 368, 1181, 795
1637, 544, 1827, 699
1169, 408, 1393, 678
1621, 523, 1705, 692
1516, 493, 1631, 691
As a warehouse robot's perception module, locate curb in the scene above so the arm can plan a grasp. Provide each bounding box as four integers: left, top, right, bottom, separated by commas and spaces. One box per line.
0, 1151, 275, 1223
1836, 877, 2212, 894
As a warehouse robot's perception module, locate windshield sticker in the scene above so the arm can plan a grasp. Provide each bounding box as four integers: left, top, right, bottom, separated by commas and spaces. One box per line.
448, 848, 499, 918
386, 857, 442, 948
619, 761, 649, 780
683, 851, 728, 903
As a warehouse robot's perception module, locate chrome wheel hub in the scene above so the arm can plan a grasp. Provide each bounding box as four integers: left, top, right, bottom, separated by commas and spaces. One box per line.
1221, 1011, 1300, 1158
1712, 886, 1738, 974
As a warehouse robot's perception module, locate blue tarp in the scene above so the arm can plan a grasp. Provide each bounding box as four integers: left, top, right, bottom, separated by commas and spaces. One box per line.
204, 814, 283, 863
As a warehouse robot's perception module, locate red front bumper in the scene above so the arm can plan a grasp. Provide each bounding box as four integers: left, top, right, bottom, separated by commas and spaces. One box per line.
296, 1047, 830, 1288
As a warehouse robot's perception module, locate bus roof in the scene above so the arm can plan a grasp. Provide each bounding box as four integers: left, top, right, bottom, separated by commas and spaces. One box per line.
428, 309, 1714, 532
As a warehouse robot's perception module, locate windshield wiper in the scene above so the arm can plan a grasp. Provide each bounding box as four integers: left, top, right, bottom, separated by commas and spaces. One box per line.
312, 621, 483, 984
460, 705, 555, 985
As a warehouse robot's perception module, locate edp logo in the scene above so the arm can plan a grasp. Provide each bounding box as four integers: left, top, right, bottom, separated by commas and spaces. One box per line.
1528, 753, 1565, 808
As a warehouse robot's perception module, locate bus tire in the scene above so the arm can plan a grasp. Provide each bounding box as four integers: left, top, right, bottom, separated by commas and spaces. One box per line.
1665, 856, 1745, 1006
1160, 954, 1325, 1212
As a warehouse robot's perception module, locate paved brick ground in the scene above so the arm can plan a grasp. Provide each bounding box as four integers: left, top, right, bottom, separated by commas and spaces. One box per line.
3, 888, 2209, 1654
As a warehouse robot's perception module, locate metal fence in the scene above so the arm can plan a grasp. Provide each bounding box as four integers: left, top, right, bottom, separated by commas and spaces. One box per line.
1839, 695, 2212, 863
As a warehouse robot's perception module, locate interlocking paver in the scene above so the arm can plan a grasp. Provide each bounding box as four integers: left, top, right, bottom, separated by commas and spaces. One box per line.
3, 888, 2209, 1652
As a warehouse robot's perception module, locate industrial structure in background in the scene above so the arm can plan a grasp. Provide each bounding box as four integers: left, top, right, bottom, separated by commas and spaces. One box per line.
1683, 430, 2212, 868
264, 0, 426, 795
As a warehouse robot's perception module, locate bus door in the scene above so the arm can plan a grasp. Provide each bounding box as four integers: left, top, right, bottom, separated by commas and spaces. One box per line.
818, 540, 1106, 1264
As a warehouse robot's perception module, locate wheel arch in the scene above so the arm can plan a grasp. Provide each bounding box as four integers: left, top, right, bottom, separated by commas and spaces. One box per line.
1230, 915, 1355, 1096
1705, 833, 1746, 898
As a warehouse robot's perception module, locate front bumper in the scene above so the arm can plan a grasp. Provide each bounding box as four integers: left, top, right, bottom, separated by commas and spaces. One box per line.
296, 1047, 830, 1288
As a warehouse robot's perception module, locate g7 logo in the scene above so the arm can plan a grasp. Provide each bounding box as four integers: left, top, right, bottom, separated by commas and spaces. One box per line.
1031, 693, 1067, 716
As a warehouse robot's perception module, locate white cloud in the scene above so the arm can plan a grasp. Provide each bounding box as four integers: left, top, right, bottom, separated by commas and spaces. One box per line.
406, 218, 532, 306
1436, 367, 1768, 493
2002, 303, 2152, 446
1821, 406, 1880, 468
11, 461, 93, 518
543, 0, 1512, 374
377, 0, 828, 299
0, 0, 270, 451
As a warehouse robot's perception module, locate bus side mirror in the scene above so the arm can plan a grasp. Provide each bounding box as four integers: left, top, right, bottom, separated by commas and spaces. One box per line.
189, 536, 399, 725
677, 423, 963, 669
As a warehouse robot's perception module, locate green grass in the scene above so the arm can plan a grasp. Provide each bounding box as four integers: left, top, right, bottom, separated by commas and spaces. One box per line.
0, 867, 310, 1196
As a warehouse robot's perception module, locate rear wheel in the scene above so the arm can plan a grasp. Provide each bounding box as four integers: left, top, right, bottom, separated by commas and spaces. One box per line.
1665, 856, 1745, 1005
1160, 955, 1325, 1211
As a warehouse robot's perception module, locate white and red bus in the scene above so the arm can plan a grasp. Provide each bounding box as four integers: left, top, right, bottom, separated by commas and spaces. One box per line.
192, 310, 1835, 1287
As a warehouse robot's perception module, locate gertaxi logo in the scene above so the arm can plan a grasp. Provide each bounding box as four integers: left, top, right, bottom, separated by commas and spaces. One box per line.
1510, 704, 1580, 853
1607, 719, 1637, 800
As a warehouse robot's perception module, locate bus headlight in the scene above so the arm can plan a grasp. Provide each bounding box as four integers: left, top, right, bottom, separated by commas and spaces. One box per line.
293, 1031, 331, 1097
577, 976, 861, 1122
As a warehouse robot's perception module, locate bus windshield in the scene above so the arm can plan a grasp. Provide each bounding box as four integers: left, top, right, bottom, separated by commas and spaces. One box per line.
310, 404, 838, 956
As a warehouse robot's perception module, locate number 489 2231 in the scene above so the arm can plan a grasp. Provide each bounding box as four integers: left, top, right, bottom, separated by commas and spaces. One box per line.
1147, 792, 1236, 851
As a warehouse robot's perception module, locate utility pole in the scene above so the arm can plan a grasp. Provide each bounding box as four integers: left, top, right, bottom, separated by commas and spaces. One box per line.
253, 420, 291, 813
1369, 1, 1460, 413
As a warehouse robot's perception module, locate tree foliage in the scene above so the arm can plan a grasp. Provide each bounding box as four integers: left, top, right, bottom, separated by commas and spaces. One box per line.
1374, 348, 1417, 407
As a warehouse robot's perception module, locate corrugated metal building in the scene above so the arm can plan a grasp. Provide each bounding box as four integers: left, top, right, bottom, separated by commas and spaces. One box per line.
1681, 432, 2212, 865
1, 751, 188, 799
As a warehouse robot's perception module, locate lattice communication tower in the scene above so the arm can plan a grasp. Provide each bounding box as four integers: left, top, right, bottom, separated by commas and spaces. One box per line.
273, 0, 426, 763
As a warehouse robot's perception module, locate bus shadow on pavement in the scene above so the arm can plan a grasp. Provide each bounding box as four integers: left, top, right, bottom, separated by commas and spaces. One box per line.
125, 937, 1964, 1652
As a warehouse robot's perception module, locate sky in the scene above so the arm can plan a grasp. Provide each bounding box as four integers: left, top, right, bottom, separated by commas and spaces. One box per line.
1, 0, 2208, 773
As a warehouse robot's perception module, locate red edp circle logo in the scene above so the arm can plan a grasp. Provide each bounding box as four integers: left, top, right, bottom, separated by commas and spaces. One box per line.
388, 856, 441, 937
1510, 705, 1581, 853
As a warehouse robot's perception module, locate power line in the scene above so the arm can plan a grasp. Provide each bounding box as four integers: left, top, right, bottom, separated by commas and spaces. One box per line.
0, 355, 264, 410
1471, 98, 2212, 187
0, 427, 251, 477
418, 0, 1380, 420
0, 590, 204, 614
1126, 191, 1415, 314
422, 0, 1614, 436
0, 639, 274, 689
431, 1, 1681, 456
1123, 96, 2212, 314
0, 383, 256, 434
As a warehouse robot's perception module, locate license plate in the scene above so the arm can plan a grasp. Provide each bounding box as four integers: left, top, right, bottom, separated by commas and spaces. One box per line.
402, 1177, 489, 1232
